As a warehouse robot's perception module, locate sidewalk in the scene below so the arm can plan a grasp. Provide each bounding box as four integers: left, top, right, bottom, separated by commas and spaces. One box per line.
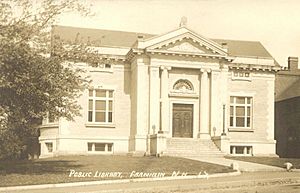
0, 171, 241, 192
185, 156, 285, 172
2, 172, 300, 193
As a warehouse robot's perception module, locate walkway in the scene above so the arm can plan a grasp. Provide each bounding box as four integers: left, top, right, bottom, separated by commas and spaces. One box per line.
185, 156, 285, 172
4, 172, 299, 193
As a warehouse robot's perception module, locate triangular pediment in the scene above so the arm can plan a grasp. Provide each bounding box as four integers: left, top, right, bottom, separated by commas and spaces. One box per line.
136, 27, 228, 56
166, 41, 205, 53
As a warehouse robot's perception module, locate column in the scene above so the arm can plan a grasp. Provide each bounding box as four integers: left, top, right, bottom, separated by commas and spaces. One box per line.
210, 70, 221, 136
160, 66, 171, 133
149, 66, 160, 134
199, 69, 211, 139
130, 57, 149, 154
135, 57, 149, 136
220, 67, 229, 135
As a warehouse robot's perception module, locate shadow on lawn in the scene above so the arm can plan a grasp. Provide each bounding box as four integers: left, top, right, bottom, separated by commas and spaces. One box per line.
0, 159, 83, 175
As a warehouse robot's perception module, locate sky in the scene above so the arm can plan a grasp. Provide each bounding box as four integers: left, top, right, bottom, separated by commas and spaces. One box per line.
56, 0, 300, 66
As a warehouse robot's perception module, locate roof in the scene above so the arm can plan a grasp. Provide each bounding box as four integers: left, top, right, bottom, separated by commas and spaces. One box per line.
213, 39, 273, 58
52, 25, 154, 48
275, 68, 300, 101
52, 25, 274, 59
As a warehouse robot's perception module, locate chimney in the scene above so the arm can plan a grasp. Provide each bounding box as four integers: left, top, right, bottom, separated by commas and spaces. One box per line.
288, 57, 299, 70
137, 35, 144, 39
221, 42, 228, 52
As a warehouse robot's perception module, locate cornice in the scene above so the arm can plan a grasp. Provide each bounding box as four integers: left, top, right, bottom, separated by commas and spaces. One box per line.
228, 63, 281, 72
145, 49, 234, 62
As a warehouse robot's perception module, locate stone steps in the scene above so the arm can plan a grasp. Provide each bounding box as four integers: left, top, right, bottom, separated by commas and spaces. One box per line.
164, 138, 225, 157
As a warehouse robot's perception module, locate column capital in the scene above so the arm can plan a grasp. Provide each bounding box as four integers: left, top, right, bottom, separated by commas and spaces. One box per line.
200, 68, 211, 73
149, 65, 160, 70
160, 66, 172, 71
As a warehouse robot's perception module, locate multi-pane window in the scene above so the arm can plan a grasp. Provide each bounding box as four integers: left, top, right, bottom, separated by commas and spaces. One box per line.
232, 71, 251, 81
48, 113, 55, 123
87, 143, 113, 152
90, 63, 112, 69
230, 96, 252, 128
230, 146, 252, 155
88, 89, 113, 123
45, 113, 57, 124
45, 142, 53, 153
233, 72, 250, 78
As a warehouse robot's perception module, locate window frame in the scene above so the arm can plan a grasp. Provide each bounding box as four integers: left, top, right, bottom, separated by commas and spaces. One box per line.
87, 142, 113, 153
229, 96, 253, 130
231, 71, 251, 81
87, 89, 114, 125
44, 112, 59, 125
45, 142, 53, 153
230, 145, 253, 156
89, 62, 114, 73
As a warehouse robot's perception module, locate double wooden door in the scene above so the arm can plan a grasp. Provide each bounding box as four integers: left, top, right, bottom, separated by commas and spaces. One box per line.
172, 104, 193, 138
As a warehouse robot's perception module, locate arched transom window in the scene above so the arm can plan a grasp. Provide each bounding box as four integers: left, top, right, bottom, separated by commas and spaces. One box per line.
173, 79, 194, 92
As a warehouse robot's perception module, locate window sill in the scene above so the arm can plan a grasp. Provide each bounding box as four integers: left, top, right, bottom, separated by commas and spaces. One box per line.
228, 127, 254, 132
89, 67, 113, 73
85, 123, 116, 128
231, 77, 252, 81
169, 92, 199, 98
39, 124, 59, 128
87, 151, 113, 154
229, 154, 253, 156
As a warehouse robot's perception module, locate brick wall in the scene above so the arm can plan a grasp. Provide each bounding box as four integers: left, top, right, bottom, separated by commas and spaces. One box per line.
275, 97, 300, 158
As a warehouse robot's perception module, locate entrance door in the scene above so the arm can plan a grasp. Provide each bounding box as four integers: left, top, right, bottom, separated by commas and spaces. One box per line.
172, 104, 193, 138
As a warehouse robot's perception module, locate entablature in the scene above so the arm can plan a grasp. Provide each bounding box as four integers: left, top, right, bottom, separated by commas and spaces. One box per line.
228, 63, 280, 72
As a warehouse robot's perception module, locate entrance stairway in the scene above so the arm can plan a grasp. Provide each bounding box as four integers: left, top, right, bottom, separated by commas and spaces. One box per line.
164, 138, 226, 158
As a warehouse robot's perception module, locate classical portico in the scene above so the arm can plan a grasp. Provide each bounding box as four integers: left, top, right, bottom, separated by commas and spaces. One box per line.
127, 23, 233, 155
154, 66, 215, 139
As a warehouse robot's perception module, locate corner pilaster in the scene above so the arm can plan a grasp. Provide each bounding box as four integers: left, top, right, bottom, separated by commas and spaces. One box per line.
160, 66, 171, 133
149, 65, 160, 134
199, 68, 211, 139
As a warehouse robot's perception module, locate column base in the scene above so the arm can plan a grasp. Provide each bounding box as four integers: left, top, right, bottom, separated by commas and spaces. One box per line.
198, 133, 211, 139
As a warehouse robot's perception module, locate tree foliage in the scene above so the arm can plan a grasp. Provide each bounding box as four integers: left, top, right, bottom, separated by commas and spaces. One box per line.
0, 0, 92, 160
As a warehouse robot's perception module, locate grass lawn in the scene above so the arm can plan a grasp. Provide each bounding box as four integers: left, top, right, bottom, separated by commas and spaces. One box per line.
226, 156, 300, 169
0, 155, 232, 187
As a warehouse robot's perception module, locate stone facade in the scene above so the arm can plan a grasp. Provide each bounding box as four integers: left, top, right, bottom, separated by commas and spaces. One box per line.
39, 24, 280, 158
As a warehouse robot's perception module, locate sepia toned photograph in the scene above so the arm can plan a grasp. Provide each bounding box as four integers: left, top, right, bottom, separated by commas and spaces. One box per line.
0, 0, 300, 192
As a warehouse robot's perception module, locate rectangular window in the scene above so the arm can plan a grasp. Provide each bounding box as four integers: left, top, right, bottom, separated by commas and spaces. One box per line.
87, 143, 113, 152
235, 146, 244, 154
107, 144, 113, 152
87, 143, 93, 151
230, 96, 252, 128
232, 71, 251, 81
230, 146, 253, 155
48, 114, 55, 123
88, 89, 114, 123
45, 142, 53, 153
90, 63, 112, 70
46, 113, 57, 124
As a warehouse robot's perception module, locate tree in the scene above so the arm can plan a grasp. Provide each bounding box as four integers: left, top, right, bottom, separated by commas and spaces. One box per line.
0, 0, 92, 160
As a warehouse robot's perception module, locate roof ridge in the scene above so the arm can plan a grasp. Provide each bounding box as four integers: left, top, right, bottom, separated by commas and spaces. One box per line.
52, 25, 155, 36
212, 38, 262, 43
53, 25, 267, 43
